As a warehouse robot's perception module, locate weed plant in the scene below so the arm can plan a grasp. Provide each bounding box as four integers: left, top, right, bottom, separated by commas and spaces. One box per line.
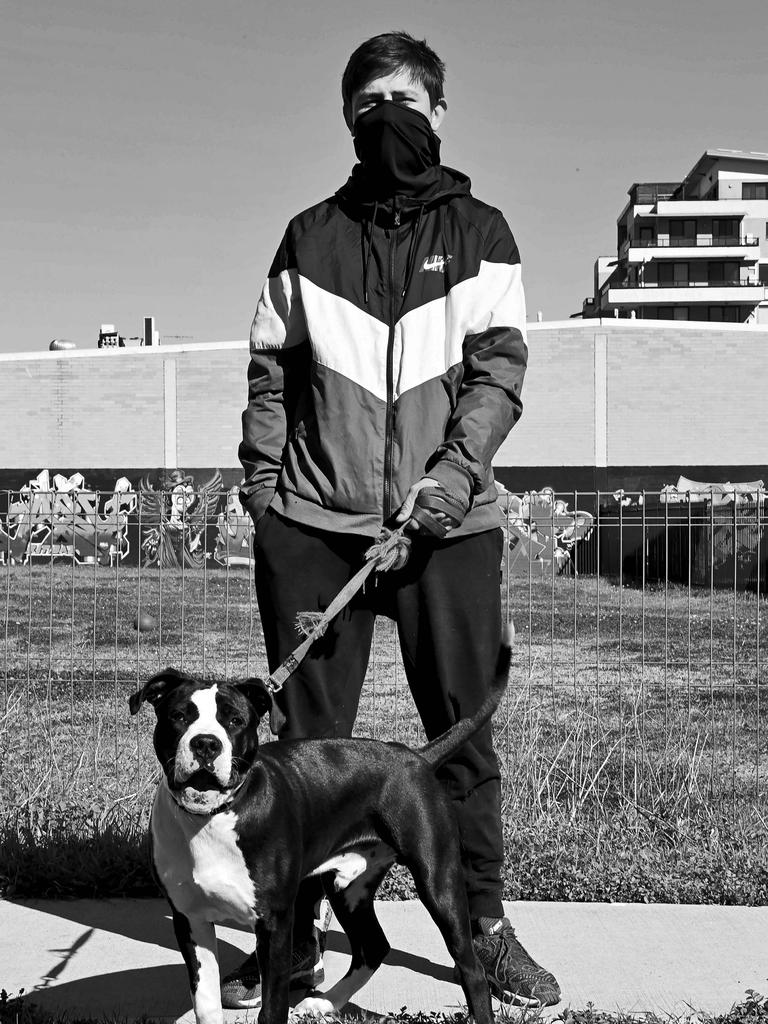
2, 987, 768, 1024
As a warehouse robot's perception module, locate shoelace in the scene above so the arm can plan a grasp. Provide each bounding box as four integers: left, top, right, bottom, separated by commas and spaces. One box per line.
482, 924, 543, 981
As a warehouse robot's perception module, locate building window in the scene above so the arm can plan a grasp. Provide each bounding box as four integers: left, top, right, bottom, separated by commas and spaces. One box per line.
673, 306, 688, 320
712, 218, 737, 244
708, 262, 739, 284
743, 182, 768, 200
658, 262, 689, 286
669, 219, 695, 245
708, 306, 739, 322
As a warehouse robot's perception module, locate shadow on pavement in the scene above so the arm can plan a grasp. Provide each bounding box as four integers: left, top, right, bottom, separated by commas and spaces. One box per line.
20, 901, 453, 1019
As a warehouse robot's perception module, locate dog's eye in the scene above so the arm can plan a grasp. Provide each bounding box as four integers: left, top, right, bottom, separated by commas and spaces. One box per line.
219, 703, 245, 727
169, 710, 186, 723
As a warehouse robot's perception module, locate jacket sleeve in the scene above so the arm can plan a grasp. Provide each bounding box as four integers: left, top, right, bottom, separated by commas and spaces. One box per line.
425, 211, 527, 505
238, 227, 307, 520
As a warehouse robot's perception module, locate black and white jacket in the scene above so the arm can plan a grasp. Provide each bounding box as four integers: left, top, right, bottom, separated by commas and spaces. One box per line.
239, 164, 527, 538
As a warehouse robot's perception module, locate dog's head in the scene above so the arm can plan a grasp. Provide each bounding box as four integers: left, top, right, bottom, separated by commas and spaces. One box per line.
129, 669, 284, 814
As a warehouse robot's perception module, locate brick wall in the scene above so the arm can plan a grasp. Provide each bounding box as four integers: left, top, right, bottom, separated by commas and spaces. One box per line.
175, 347, 250, 467
2, 324, 767, 476
495, 324, 597, 467
0, 350, 165, 468
496, 321, 768, 469
605, 326, 767, 465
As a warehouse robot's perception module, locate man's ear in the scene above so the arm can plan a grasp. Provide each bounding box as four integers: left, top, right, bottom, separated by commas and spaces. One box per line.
235, 678, 286, 735
129, 668, 188, 716
430, 97, 447, 132
343, 101, 354, 134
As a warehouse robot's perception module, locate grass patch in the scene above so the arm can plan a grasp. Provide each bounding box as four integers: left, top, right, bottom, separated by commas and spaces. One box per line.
2, 989, 768, 1024
1, 566, 767, 902
3, 805, 767, 904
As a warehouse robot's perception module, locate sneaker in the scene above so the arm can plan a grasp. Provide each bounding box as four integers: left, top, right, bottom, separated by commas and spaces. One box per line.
220, 899, 333, 1010
472, 917, 561, 1007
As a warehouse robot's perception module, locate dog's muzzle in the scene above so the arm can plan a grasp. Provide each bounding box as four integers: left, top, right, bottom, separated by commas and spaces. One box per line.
172, 728, 235, 813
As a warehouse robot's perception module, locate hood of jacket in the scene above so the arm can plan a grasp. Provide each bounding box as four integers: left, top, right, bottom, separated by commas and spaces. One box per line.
336, 162, 473, 307
336, 161, 472, 217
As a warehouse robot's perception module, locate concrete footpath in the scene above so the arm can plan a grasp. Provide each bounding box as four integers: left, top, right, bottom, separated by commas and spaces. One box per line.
1, 899, 767, 1021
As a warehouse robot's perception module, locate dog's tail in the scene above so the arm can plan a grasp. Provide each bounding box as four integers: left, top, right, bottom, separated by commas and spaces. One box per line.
417, 621, 513, 771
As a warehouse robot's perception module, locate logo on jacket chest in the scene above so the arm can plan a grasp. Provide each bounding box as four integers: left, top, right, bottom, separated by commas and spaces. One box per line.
420, 254, 453, 273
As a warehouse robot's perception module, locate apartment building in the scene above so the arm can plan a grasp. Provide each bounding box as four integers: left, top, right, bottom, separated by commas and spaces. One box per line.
584, 149, 768, 323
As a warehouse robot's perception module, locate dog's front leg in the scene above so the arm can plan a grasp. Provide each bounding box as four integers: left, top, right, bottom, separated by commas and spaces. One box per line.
171, 907, 222, 1024
254, 914, 293, 1024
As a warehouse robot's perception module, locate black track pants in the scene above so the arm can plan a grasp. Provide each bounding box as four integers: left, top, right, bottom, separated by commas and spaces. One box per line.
254, 509, 505, 925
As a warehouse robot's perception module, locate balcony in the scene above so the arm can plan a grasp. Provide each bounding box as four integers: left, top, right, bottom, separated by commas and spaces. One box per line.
625, 235, 760, 263
606, 281, 766, 305
634, 236, 758, 247
652, 199, 749, 217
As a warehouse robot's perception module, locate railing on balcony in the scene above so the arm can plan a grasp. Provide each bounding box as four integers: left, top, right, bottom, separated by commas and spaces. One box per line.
632, 236, 759, 248
610, 279, 762, 290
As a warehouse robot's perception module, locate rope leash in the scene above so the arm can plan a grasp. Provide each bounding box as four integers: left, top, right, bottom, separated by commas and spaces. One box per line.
265, 525, 412, 694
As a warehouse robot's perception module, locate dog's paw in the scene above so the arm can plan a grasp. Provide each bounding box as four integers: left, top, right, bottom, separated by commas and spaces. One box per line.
292, 995, 335, 1017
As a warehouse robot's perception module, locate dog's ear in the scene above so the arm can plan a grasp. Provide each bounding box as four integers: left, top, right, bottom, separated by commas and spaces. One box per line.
129, 668, 188, 716
235, 678, 286, 735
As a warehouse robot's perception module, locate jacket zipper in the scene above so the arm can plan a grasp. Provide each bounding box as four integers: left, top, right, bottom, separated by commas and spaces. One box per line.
383, 203, 400, 519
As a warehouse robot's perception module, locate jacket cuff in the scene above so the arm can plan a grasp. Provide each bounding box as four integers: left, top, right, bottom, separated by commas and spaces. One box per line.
239, 487, 276, 523
426, 461, 474, 507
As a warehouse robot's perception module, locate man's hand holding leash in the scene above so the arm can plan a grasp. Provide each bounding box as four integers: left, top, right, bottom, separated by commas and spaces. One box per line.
395, 477, 470, 539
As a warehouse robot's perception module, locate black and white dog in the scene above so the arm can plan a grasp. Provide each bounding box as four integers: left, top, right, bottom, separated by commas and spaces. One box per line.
129, 625, 513, 1024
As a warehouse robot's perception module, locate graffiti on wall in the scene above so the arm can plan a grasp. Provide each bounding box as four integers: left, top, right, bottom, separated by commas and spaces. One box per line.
1, 472, 596, 573
138, 469, 224, 569
214, 486, 255, 568
0, 470, 137, 565
0, 467, 249, 568
497, 485, 594, 575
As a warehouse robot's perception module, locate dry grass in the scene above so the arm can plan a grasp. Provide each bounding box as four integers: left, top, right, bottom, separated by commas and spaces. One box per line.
1, 564, 767, 901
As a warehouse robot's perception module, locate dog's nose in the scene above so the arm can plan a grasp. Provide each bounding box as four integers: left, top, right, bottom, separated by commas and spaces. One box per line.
190, 734, 222, 761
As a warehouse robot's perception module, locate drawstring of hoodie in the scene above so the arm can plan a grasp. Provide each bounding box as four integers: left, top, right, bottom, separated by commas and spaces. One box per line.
362, 199, 378, 305
362, 200, 427, 306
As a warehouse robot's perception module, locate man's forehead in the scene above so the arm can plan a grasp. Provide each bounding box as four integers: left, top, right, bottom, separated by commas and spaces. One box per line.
356, 68, 426, 97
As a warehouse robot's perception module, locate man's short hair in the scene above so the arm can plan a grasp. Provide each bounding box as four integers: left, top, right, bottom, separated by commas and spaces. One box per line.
342, 31, 446, 109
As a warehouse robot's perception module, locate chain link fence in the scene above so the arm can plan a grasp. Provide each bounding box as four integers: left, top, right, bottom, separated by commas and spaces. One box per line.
1, 484, 766, 825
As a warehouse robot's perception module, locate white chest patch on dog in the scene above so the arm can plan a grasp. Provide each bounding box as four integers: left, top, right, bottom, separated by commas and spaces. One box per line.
151, 781, 258, 927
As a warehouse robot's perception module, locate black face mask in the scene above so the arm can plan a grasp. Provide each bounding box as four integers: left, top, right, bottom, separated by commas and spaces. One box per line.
353, 101, 441, 197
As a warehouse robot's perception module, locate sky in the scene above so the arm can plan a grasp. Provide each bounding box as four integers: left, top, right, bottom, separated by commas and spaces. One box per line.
2, 0, 766, 354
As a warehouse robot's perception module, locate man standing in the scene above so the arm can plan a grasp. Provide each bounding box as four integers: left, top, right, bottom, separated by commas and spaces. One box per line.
231, 30, 560, 1009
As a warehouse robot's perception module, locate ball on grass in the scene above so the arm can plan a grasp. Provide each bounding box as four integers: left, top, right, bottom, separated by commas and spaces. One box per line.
133, 611, 156, 632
